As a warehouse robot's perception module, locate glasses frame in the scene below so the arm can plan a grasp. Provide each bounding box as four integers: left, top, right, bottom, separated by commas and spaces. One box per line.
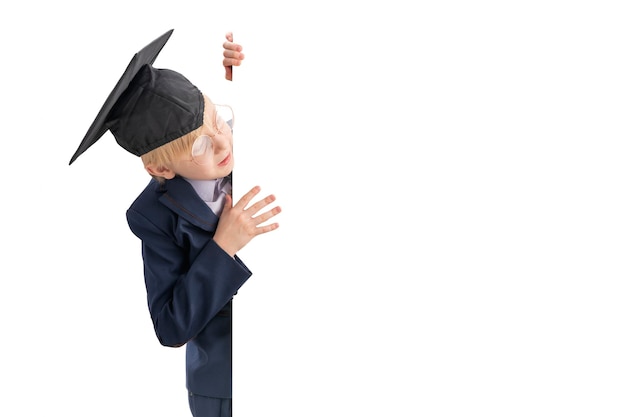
190, 103, 234, 166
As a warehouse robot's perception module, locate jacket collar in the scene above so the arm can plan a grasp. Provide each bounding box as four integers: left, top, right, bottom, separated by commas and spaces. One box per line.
157, 176, 220, 232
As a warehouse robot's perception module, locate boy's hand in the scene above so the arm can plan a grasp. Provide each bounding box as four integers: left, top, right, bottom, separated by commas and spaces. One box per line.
213, 186, 281, 257
223, 32, 244, 81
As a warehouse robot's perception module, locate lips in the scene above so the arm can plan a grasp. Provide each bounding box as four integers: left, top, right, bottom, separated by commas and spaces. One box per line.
218, 153, 231, 166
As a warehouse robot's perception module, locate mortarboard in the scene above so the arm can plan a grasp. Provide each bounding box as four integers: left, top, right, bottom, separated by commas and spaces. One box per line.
69, 29, 204, 165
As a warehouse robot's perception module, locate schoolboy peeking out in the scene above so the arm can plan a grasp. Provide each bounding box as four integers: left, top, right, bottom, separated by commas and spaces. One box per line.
138, 93, 280, 256
69, 29, 280, 417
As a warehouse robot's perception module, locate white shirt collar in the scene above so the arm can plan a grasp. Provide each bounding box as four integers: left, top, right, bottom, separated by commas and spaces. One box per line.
182, 176, 232, 216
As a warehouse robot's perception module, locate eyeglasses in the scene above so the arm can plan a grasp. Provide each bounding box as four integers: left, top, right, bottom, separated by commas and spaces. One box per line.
191, 104, 234, 165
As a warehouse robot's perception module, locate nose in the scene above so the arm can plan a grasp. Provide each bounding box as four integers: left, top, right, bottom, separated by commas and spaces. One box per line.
212, 132, 230, 152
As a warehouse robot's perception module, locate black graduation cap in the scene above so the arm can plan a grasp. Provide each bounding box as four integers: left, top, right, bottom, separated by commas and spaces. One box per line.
69, 29, 204, 165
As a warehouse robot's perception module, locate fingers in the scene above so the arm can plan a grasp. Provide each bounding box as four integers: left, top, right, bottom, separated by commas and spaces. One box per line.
223, 46, 244, 67
223, 42, 243, 81
235, 186, 261, 209
256, 222, 280, 235
247, 196, 281, 237
222, 56, 244, 67
223, 32, 243, 81
224, 32, 242, 53
236, 186, 280, 217
236, 187, 279, 214
223, 42, 242, 53
247, 194, 277, 217
223, 32, 244, 63
231, 186, 281, 235
252, 205, 282, 227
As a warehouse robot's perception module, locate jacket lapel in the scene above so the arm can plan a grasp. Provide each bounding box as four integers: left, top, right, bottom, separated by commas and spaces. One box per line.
158, 176, 220, 232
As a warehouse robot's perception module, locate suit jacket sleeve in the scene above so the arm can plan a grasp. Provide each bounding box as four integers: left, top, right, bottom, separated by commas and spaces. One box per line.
127, 207, 251, 347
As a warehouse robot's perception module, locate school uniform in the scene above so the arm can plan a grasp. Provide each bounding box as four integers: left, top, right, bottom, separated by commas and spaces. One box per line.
70, 29, 250, 417
126, 175, 249, 415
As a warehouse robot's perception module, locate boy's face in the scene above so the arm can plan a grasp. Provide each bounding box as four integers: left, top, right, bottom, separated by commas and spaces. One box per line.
168, 101, 234, 180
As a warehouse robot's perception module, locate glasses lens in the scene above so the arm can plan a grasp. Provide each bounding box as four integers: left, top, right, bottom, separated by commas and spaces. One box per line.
191, 135, 212, 164
214, 104, 234, 133
191, 105, 233, 165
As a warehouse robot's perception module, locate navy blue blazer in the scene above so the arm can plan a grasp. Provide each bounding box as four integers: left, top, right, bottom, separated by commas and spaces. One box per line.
126, 176, 251, 398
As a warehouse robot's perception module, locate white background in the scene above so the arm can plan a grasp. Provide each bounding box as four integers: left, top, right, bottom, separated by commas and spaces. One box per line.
2, 1, 626, 416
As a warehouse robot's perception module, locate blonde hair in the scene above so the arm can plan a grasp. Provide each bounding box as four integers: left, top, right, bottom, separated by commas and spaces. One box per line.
140, 95, 213, 183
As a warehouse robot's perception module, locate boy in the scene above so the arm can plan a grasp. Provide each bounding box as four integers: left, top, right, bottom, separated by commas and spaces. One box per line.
69, 29, 281, 417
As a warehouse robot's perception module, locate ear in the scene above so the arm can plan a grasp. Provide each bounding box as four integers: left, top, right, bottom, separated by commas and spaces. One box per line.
144, 163, 176, 180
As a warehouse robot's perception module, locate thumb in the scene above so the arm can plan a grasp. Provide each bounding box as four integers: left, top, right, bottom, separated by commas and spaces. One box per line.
223, 193, 233, 209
